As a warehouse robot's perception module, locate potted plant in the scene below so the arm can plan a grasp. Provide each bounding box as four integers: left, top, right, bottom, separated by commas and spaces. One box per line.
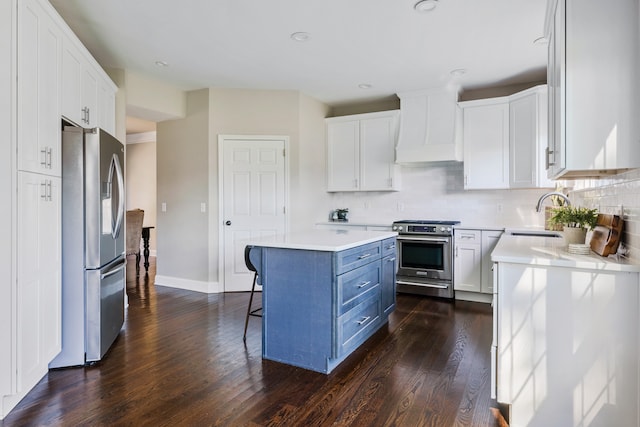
545, 186, 567, 231
547, 206, 598, 244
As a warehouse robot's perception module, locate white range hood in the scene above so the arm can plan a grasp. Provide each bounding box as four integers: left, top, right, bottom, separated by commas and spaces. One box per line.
395, 86, 462, 164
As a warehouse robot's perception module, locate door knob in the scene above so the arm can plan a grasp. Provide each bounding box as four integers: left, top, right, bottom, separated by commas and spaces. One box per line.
225, 220, 232, 226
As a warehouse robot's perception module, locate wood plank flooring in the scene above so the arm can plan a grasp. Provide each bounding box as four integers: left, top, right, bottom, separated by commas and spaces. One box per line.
1, 256, 507, 426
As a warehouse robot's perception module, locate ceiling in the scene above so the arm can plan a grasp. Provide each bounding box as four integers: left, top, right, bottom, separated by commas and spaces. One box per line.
49, 0, 548, 108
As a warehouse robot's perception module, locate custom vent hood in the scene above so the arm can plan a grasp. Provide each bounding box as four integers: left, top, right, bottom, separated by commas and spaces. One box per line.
395, 86, 462, 164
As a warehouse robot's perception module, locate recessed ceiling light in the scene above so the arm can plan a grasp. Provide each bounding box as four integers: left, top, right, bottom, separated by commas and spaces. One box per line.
533, 36, 548, 45
358, 83, 372, 89
155, 60, 169, 67
290, 32, 311, 42
450, 68, 466, 77
414, 0, 438, 12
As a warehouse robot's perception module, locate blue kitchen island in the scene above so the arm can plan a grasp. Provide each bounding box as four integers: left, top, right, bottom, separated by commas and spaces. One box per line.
248, 229, 397, 374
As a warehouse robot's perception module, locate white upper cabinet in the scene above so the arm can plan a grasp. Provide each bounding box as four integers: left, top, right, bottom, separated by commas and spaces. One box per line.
546, 0, 640, 179
509, 87, 553, 188
98, 79, 116, 136
17, 0, 61, 176
327, 110, 400, 192
61, 36, 98, 127
460, 85, 553, 190
61, 31, 116, 133
460, 99, 510, 190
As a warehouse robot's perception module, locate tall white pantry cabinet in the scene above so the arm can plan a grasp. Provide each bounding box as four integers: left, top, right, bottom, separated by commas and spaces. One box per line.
1, 0, 117, 419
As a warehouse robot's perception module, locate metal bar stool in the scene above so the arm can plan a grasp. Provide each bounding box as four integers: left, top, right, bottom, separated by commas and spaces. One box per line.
243, 245, 262, 341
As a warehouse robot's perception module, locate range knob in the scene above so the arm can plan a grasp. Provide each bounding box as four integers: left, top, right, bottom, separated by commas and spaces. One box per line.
440, 227, 446, 232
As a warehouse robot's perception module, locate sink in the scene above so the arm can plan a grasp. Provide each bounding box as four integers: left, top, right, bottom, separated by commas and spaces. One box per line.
505, 229, 563, 238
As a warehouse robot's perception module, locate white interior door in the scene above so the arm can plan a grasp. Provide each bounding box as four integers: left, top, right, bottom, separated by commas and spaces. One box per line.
221, 136, 287, 292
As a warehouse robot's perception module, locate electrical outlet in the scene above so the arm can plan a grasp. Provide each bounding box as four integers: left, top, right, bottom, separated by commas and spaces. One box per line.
161, 202, 167, 212
201, 202, 206, 213
364, 201, 370, 209
397, 202, 405, 212
497, 203, 503, 214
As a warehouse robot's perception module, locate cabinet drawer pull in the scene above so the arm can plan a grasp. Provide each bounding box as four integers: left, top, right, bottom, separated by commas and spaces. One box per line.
357, 280, 371, 289
357, 253, 371, 260
40, 148, 48, 167
356, 316, 370, 326
387, 257, 396, 262
386, 244, 396, 250
40, 182, 47, 199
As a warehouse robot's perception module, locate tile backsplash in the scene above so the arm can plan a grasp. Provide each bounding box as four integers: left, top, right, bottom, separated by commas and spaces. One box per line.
570, 169, 640, 263
327, 162, 554, 229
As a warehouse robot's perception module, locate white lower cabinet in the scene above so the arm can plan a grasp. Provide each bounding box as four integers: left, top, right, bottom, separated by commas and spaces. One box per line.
4, 172, 61, 412
494, 261, 639, 427
454, 230, 482, 292
454, 228, 502, 300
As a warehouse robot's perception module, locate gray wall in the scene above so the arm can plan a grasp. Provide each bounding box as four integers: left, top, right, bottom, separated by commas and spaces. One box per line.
155, 88, 331, 287
156, 89, 210, 282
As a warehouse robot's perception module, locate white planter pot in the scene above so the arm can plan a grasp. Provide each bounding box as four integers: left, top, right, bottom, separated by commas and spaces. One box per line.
563, 226, 587, 245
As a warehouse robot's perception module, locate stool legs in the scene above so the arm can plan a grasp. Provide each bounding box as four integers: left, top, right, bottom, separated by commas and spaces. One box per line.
243, 272, 261, 341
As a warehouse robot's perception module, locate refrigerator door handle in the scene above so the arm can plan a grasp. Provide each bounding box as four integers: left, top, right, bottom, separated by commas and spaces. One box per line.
107, 153, 125, 239
100, 262, 126, 280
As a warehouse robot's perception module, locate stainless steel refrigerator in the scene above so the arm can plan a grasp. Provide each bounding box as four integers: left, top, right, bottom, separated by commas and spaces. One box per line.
50, 124, 126, 368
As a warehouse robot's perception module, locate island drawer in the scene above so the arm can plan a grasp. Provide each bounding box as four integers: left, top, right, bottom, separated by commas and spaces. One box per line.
337, 261, 381, 315
381, 237, 397, 258
336, 292, 381, 357
335, 241, 381, 275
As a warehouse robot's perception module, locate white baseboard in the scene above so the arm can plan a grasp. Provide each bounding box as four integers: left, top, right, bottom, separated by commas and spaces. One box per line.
154, 275, 222, 294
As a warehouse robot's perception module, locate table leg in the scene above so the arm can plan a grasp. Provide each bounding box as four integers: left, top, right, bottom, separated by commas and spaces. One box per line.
142, 227, 151, 272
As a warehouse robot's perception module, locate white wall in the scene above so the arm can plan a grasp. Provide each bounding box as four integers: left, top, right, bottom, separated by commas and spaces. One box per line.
125, 136, 157, 253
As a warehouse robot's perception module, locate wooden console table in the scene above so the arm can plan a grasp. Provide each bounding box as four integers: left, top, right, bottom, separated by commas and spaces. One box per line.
142, 226, 154, 272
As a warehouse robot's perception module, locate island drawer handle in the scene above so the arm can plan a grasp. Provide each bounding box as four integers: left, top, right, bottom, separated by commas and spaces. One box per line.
356, 316, 370, 326
386, 244, 396, 250
357, 281, 372, 288
357, 253, 371, 259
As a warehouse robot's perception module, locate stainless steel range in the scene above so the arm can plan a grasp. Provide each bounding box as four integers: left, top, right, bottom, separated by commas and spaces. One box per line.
391, 220, 460, 299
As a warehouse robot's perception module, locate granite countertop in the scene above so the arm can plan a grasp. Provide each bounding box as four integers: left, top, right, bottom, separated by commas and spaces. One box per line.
492, 234, 640, 272
247, 229, 398, 252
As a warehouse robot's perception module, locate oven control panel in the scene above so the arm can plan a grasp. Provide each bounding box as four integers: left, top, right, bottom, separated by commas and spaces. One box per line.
392, 221, 458, 235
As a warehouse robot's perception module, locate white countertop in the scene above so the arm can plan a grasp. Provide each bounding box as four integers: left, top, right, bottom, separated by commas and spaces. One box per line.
247, 229, 398, 252
492, 234, 640, 272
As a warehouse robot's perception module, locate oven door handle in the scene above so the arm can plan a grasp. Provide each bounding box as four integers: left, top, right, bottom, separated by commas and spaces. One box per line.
396, 280, 449, 289
397, 236, 450, 243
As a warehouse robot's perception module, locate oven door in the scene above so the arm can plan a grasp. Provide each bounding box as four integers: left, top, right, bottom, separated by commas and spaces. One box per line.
396, 235, 452, 281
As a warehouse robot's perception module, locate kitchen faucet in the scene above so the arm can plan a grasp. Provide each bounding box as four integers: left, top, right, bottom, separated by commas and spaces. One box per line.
535, 192, 571, 212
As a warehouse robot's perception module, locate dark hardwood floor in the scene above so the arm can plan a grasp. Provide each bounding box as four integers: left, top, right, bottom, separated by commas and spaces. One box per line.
1, 256, 507, 426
